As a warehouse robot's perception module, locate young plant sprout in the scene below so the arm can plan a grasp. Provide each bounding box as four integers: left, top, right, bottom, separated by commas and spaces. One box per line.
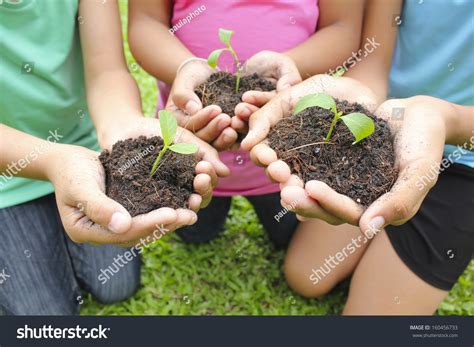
293, 93, 375, 144
207, 28, 242, 92
150, 110, 198, 176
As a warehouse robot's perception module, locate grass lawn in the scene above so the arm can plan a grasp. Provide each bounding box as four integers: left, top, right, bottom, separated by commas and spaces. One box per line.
80, 1, 473, 316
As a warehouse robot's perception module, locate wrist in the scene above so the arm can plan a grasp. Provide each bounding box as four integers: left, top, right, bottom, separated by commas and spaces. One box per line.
96, 112, 143, 149
176, 57, 209, 75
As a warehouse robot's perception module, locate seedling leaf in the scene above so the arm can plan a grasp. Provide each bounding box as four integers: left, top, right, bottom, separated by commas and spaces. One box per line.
169, 143, 198, 155
159, 110, 177, 147
340, 112, 375, 144
218, 28, 234, 46
208, 49, 225, 68
294, 93, 337, 115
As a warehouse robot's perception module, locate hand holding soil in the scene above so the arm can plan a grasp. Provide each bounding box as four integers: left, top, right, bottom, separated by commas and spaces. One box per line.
96, 113, 229, 227
168, 59, 238, 150
48, 144, 193, 246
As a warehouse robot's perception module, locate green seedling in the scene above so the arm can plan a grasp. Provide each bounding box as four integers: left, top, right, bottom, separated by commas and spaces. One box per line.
150, 110, 198, 176
207, 28, 242, 93
294, 93, 375, 144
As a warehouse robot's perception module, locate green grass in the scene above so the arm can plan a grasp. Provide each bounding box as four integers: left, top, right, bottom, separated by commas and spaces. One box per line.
80, 1, 473, 316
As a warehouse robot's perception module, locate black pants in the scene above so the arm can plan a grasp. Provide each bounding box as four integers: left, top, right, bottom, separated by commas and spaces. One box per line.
177, 193, 299, 248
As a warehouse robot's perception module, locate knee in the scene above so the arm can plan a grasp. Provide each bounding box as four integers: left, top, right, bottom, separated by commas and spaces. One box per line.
284, 256, 336, 298
90, 259, 141, 304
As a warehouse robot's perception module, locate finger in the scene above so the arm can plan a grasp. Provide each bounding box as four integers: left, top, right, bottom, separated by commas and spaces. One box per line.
174, 208, 198, 229
194, 114, 231, 142
188, 193, 203, 211
242, 91, 276, 107
212, 127, 238, 151
241, 92, 291, 151
193, 173, 212, 199
275, 65, 302, 91
63, 182, 133, 237
195, 160, 217, 187
175, 128, 230, 177
266, 160, 292, 184
234, 102, 260, 122
177, 105, 222, 131
230, 116, 249, 134
280, 174, 304, 189
305, 180, 364, 226
359, 159, 435, 233
249, 143, 278, 167
280, 186, 344, 225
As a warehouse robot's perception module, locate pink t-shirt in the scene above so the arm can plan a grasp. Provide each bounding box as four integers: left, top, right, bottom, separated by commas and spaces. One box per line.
158, 0, 319, 196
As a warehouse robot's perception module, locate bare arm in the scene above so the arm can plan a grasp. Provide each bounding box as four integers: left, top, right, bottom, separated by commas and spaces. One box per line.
284, 0, 365, 78
79, 0, 144, 147
128, 0, 192, 84
344, 0, 402, 103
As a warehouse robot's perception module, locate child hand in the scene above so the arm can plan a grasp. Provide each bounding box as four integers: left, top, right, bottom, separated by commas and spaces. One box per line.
240, 75, 379, 225
168, 59, 238, 150
48, 144, 198, 246
231, 51, 302, 134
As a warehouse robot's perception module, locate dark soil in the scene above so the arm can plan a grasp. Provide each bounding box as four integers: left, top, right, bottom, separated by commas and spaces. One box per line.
99, 136, 197, 216
268, 100, 398, 206
195, 71, 275, 117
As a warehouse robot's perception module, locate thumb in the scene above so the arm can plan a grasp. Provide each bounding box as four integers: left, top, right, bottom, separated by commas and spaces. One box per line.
276, 62, 302, 91
359, 160, 436, 234
171, 74, 203, 114
77, 184, 132, 234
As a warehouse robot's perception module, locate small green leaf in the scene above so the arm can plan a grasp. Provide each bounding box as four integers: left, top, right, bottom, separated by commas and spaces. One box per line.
340, 112, 375, 144
159, 110, 177, 147
207, 49, 225, 68
169, 143, 198, 155
218, 28, 234, 46
294, 93, 337, 115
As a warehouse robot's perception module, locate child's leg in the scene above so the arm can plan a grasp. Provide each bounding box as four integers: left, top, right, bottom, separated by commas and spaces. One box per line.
343, 231, 448, 315
284, 220, 368, 297
176, 196, 232, 243
345, 163, 473, 315
248, 192, 299, 248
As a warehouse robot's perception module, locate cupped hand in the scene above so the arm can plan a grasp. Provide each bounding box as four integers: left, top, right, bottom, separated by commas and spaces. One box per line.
231, 51, 302, 134
49, 144, 197, 246
167, 59, 238, 150
241, 75, 380, 224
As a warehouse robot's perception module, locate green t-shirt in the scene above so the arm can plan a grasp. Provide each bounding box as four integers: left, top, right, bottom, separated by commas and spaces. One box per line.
0, 0, 99, 208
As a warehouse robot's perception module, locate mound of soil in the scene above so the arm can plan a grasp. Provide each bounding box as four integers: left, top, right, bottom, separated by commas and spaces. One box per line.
268, 100, 398, 206
99, 136, 197, 216
195, 71, 275, 117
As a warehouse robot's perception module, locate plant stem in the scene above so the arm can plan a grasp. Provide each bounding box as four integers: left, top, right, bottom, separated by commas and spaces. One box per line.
324, 109, 342, 142
229, 48, 241, 92
150, 146, 167, 177
235, 66, 241, 93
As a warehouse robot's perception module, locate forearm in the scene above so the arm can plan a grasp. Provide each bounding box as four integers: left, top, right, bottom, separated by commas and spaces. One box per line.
129, 11, 192, 84
0, 124, 62, 181
85, 68, 143, 145
344, 0, 402, 104
285, 23, 361, 79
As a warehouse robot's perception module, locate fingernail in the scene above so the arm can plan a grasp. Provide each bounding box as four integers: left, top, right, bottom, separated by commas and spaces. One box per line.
108, 212, 129, 234
367, 216, 385, 232
241, 107, 251, 117
185, 100, 200, 114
